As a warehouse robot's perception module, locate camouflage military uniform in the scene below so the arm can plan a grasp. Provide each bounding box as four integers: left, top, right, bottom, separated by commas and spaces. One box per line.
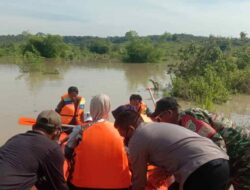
211, 113, 250, 190
179, 108, 225, 149
182, 108, 250, 190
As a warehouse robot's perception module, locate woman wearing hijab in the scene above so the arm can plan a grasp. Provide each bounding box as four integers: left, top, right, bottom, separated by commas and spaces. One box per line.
67, 94, 131, 190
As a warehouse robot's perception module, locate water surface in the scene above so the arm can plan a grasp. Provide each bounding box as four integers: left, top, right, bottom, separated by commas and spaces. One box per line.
0, 60, 249, 145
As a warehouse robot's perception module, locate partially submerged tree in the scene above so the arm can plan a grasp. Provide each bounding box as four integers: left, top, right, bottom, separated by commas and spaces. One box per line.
124, 38, 163, 63
22, 35, 67, 58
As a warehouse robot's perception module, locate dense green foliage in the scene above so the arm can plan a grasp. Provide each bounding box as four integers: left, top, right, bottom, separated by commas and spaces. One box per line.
124, 38, 163, 63
169, 39, 250, 108
0, 31, 250, 107
87, 39, 111, 54
0, 31, 210, 61
22, 35, 68, 58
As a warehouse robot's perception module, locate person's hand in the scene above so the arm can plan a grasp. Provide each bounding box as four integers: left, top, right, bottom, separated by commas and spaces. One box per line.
66, 125, 82, 149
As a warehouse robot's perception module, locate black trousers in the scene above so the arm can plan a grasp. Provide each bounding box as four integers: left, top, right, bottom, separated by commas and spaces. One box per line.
169, 159, 230, 190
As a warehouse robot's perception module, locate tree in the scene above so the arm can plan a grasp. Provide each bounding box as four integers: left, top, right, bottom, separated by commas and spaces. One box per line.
235, 47, 250, 69
88, 38, 111, 54
125, 31, 139, 41
124, 39, 162, 63
170, 42, 240, 108
36, 32, 46, 37
22, 35, 67, 58
240, 32, 247, 40
172, 34, 178, 41
21, 31, 31, 37
159, 32, 172, 42
42, 35, 67, 57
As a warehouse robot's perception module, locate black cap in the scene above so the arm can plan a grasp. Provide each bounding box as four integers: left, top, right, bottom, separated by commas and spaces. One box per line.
151, 97, 180, 117
112, 105, 137, 120
36, 110, 62, 128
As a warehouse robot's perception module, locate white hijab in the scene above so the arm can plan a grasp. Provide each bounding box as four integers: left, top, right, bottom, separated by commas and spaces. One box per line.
90, 94, 111, 121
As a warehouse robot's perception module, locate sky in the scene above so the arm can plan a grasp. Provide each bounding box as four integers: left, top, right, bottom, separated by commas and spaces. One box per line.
0, 0, 250, 37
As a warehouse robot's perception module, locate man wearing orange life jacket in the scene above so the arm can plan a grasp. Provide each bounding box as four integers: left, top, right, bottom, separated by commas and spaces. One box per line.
55, 86, 85, 125
129, 94, 151, 116
65, 94, 131, 190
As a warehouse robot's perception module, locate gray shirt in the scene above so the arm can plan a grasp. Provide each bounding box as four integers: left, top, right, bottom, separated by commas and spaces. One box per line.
128, 122, 229, 190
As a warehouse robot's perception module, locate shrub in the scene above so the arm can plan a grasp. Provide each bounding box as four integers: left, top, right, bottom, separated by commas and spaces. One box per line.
170, 42, 243, 108
22, 35, 67, 58
88, 39, 110, 54
124, 39, 163, 63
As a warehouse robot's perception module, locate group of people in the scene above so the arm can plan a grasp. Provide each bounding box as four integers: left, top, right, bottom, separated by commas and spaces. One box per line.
0, 86, 249, 190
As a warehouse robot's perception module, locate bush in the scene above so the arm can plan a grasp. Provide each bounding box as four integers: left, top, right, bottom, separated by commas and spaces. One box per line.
170, 42, 247, 108
124, 39, 163, 63
22, 35, 67, 58
172, 66, 229, 109
88, 39, 110, 54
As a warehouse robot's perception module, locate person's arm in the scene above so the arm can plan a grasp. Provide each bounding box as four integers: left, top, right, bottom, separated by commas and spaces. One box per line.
55, 100, 64, 113
129, 142, 148, 190
64, 126, 83, 160
40, 146, 68, 190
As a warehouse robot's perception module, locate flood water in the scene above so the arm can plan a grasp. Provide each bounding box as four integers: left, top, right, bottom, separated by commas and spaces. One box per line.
0, 59, 250, 145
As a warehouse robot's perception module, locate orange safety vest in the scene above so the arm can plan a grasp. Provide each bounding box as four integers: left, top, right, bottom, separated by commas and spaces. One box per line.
140, 114, 152, 123
146, 165, 171, 190
58, 132, 70, 179
125, 103, 151, 122
60, 94, 85, 124
138, 102, 148, 115
70, 121, 131, 189
137, 102, 152, 122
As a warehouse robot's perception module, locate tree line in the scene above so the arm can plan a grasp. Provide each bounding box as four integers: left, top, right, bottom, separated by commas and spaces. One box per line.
0, 31, 250, 108
0, 30, 249, 62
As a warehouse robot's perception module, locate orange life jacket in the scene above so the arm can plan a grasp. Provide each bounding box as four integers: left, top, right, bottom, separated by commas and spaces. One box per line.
58, 132, 70, 180
138, 102, 148, 115
137, 102, 152, 122
146, 165, 171, 190
60, 94, 85, 124
70, 121, 131, 189
140, 114, 152, 123
125, 102, 150, 122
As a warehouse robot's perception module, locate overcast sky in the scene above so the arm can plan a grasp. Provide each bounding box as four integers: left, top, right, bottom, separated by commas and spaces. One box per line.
0, 0, 249, 37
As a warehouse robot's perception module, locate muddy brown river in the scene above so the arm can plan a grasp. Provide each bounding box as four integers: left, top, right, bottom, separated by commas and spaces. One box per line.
0, 59, 249, 145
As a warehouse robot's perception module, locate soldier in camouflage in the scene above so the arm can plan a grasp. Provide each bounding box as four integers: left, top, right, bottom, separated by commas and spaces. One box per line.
205, 111, 250, 190
150, 97, 250, 190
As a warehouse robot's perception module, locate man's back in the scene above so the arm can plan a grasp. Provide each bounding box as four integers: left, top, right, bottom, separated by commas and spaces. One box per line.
0, 131, 67, 190
129, 122, 229, 188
